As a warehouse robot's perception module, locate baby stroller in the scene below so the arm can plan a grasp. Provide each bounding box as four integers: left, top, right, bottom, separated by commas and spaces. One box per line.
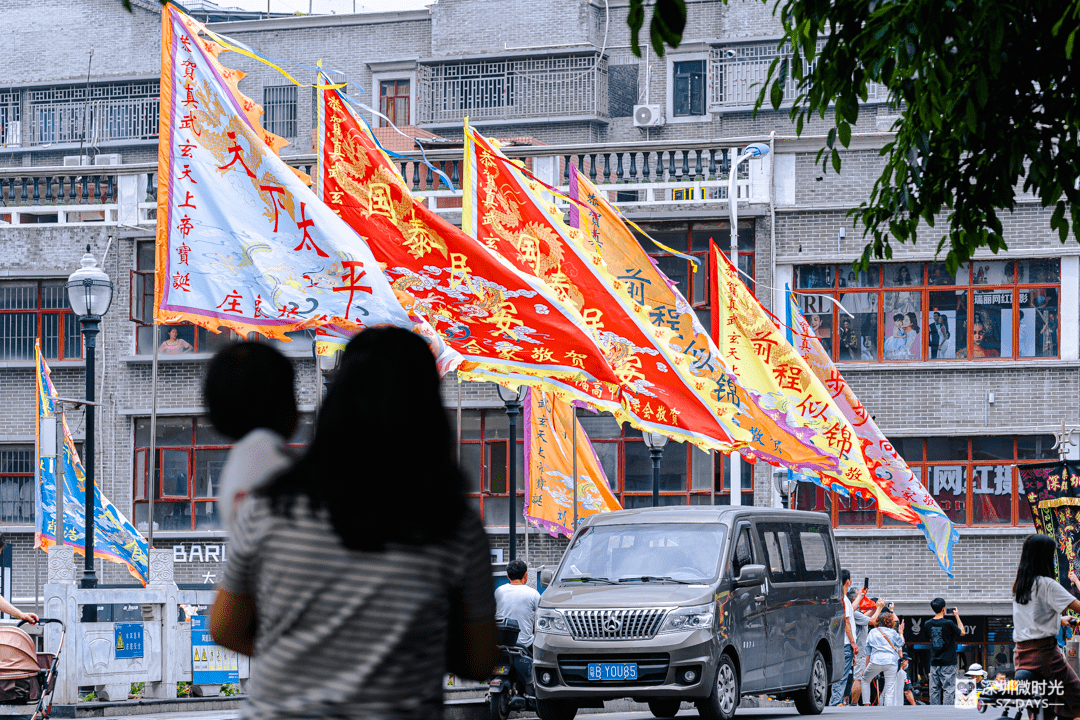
0, 619, 65, 720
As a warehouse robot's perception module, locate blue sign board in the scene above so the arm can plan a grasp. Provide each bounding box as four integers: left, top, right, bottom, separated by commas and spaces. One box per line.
114, 622, 144, 659
191, 615, 239, 684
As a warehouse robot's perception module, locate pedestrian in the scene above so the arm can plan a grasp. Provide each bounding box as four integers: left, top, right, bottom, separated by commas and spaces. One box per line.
924, 596, 966, 704
830, 569, 857, 706
898, 655, 916, 705
863, 612, 905, 706
850, 589, 886, 705
210, 327, 497, 720
1011, 534, 1080, 718
495, 560, 540, 654
204, 342, 298, 534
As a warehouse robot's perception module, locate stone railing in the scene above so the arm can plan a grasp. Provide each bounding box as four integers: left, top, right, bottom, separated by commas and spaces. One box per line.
43, 545, 247, 703
0, 164, 158, 227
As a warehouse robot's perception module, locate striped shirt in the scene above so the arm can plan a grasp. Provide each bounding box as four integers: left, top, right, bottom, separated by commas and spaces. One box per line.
223, 496, 495, 720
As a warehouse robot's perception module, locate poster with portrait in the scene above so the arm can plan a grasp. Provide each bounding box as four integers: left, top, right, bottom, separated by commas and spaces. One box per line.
927, 309, 958, 359
883, 306, 922, 360
966, 291, 1011, 358
797, 294, 834, 357
1019, 462, 1080, 595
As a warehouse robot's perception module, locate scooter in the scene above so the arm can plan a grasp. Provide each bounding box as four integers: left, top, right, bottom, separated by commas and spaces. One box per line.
488, 619, 536, 720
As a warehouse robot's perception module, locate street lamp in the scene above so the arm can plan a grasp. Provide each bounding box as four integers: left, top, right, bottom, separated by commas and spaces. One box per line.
774, 469, 799, 509
641, 432, 669, 507
495, 383, 522, 561
726, 142, 770, 506
65, 245, 113, 598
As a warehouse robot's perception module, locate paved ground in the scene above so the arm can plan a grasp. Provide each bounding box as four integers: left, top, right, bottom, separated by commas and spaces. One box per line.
100, 707, 994, 720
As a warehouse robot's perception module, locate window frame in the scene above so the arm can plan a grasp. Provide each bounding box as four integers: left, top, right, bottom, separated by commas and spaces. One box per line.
795, 434, 1056, 528
0, 278, 81, 361
262, 85, 298, 139
0, 445, 36, 525
794, 261, 1061, 363
666, 52, 711, 123
371, 71, 418, 130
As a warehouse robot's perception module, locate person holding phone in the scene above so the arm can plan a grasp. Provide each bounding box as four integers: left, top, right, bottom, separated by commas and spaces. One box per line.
924, 597, 966, 705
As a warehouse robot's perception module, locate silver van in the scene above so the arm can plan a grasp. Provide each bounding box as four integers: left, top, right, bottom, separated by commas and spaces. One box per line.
533, 506, 843, 720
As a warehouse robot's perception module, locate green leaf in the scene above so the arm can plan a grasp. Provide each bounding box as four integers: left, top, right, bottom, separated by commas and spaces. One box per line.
965, 98, 978, 133
628, 0, 645, 57
974, 73, 989, 107
837, 121, 851, 147
832, 148, 842, 173
771, 80, 784, 109
827, 128, 836, 149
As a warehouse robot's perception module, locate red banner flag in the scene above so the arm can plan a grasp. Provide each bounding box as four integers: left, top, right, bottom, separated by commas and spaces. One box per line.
464, 126, 745, 450
317, 86, 624, 410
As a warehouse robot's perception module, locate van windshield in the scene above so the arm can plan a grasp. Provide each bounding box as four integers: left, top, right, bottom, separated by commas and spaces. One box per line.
555, 523, 727, 584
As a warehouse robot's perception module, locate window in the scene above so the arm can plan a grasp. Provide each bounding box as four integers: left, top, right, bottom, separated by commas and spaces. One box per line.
27, 82, 158, 146
0, 447, 35, 524
673, 60, 705, 117
131, 240, 245, 354
379, 80, 410, 126
453, 408, 732, 524
730, 524, 755, 578
0, 91, 20, 146
0, 280, 81, 361
133, 415, 312, 531
795, 260, 1061, 362
795, 435, 1057, 527
608, 64, 640, 118
756, 522, 798, 583
263, 86, 297, 138
794, 523, 835, 582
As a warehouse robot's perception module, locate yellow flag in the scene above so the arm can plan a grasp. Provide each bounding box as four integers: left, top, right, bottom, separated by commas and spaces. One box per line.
524, 389, 621, 536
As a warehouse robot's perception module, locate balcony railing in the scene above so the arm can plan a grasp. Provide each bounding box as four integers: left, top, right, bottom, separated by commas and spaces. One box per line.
0, 163, 159, 226
709, 43, 886, 110
15, 82, 160, 147
417, 54, 608, 125
350, 140, 768, 214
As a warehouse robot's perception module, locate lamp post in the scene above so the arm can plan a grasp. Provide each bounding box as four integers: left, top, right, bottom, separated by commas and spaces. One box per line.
642, 432, 669, 507
495, 384, 522, 561
726, 142, 770, 506
774, 469, 798, 509
65, 245, 113, 602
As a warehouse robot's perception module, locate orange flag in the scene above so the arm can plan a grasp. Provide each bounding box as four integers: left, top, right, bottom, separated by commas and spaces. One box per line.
524, 389, 621, 537
568, 166, 830, 471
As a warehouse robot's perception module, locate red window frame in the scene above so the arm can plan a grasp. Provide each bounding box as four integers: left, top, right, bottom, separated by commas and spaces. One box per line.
379, 80, 410, 127
794, 260, 1061, 362
0, 445, 36, 525
0, 279, 81, 361
795, 435, 1056, 528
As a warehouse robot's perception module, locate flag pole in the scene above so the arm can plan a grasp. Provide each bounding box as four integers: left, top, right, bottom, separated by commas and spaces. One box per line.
55, 401, 65, 548
572, 408, 578, 532
147, 323, 160, 548
456, 373, 462, 465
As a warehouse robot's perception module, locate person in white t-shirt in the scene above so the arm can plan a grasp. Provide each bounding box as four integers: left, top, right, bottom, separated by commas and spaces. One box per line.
831, 569, 858, 705
495, 560, 541, 651
204, 342, 298, 535
1012, 534, 1080, 717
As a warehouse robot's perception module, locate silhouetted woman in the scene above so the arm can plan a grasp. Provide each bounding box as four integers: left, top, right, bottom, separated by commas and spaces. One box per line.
211, 327, 496, 720
1012, 534, 1080, 718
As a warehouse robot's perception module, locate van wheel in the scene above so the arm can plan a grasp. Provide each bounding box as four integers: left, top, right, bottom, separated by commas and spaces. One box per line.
793, 650, 829, 715
535, 699, 577, 720
647, 699, 681, 717
696, 654, 739, 720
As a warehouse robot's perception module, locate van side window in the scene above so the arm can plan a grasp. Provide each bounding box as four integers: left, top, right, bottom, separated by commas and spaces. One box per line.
756, 523, 798, 583
795, 523, 836, 582
731, 526, 754, 579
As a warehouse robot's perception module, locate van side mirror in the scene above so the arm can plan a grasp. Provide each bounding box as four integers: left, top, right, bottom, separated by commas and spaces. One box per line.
540, 566, 554, 587
735, 564, 766, 587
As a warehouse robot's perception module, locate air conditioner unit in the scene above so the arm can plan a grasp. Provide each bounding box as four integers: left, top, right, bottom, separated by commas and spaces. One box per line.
94, 154, 122, 166
63, 155, 91, 167
633, 104, 665, 127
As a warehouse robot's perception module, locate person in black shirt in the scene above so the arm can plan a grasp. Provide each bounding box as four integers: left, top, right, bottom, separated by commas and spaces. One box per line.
924, 597, 966, 705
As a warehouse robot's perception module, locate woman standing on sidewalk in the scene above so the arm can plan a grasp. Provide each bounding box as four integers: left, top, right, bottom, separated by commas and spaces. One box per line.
863, 613, 905, 706
210, 327, 497, 720
1012, 534, 1080, 719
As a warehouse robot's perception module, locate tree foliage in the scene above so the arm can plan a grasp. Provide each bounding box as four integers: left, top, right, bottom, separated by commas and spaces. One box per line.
757, 0, 1080, 270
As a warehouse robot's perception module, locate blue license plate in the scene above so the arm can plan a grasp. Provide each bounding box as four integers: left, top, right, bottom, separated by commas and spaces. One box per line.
587, 662, 638, 681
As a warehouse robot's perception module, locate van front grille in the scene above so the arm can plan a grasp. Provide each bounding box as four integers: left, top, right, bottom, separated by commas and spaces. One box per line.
562, 608, 668, 641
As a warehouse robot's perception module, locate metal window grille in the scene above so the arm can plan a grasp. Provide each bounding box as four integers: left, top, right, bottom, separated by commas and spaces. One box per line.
27, 82, 159, 146
418, 55, 607, 123
0, 91, 20, 146
709, 42, 886, 108
0, 447, 34, 524
263, 85, 297, 138
0, 280, 79, 361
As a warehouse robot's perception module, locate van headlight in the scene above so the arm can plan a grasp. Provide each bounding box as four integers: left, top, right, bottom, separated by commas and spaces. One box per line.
658, 604, 715, 634
535, 609, 570, 636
